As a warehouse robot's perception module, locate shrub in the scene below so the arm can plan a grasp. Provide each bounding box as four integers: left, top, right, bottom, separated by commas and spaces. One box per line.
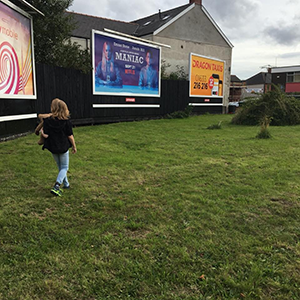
166, 106, 193, 119
231, 86, 300, 126
161, 61, 188, 81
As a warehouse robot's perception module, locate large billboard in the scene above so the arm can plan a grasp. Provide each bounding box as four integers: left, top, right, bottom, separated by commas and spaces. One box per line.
189, 53, 225, 99
0, 0, 36, 99
92, 30, 161, 97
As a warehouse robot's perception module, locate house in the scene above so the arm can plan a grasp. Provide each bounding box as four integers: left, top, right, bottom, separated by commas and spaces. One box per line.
229, 75, 244, 102
245, 72, 271, 95
271, 65, 300, 93
68, 0, 233, 107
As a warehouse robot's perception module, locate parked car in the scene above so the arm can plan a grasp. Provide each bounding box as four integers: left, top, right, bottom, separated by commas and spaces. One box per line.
228, 102, 239, 113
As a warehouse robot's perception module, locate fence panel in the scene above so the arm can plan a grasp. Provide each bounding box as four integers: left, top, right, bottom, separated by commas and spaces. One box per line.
1, 63, 221, 140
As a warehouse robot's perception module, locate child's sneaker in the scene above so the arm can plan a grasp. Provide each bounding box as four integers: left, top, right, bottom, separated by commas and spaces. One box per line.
51, 183, 63, 197
63, 185, 70, 189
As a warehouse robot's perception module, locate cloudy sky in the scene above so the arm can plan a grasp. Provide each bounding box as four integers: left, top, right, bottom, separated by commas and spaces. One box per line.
69, 0, 300, 80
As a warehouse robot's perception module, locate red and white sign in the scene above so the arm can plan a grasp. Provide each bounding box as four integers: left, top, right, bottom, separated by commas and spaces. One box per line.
126, 98, 135, 102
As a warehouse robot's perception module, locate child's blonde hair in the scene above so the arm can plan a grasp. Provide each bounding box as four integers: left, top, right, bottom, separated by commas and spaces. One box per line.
51, 98, 70, 120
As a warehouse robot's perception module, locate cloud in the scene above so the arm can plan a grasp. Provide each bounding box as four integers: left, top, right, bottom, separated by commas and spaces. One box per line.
278, 52, 300, 59
203, 0, 261, 40
69, 0, 185, 21
264, 24, 300, 46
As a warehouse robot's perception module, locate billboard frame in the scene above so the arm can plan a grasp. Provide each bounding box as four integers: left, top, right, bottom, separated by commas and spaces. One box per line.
92, 29, 161, 98
189, 53, 225, 101
0, 0, 37, 99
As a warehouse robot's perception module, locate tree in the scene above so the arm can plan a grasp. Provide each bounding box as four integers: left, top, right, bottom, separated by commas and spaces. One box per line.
11, 0, 91, 73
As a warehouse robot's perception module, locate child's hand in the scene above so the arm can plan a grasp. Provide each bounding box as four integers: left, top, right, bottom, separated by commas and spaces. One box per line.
72, 146, 77, 154
41, 128, 49, 139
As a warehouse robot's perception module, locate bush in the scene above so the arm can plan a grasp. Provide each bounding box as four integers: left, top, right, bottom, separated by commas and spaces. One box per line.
231, 86, 300, 126
166, 106, 193, 119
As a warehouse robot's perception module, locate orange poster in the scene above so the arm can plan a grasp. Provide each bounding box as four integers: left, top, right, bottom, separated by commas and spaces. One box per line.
189, 53, 224, 98
0, 0, 36, 99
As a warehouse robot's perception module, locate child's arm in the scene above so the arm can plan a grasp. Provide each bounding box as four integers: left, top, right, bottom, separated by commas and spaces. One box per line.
35, 122, 43, 135
35, 113, 52, 135
38, 113, 52, 122
40, 128, 49, 139
68, 135, 77, 154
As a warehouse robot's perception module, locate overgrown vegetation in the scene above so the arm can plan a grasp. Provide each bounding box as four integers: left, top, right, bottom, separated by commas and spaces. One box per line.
1, 115, 300, 299
165, 105, 193, 119
161, 60, 188, 81
232, 85, 300, 126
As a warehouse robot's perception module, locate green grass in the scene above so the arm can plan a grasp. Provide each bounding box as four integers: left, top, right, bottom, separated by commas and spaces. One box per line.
1, 115, 300, 299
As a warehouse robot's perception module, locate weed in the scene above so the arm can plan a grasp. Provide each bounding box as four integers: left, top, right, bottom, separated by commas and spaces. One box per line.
207, 121, 222, 129
256, 115, 272, 139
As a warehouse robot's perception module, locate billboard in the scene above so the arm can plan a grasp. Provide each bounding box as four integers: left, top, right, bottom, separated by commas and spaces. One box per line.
0, 0, 36, 99
189, 53, 225, 99
92, 30, 161, 97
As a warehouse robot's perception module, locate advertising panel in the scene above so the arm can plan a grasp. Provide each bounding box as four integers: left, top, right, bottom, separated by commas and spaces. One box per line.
92, 30, 161, 97
0, 0, 36, 99
189, 53, 225, 99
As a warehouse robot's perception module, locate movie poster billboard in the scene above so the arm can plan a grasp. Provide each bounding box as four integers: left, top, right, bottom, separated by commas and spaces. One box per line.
189, 53, 225, 99
0, 0, 36, 99
92, 30, 161, 97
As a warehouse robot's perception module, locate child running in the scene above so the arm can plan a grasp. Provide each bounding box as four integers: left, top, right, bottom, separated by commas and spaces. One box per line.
40, 98, 77, 196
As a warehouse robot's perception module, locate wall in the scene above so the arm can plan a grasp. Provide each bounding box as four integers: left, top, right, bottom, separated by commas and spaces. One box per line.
286, 83, 300, 93
151, 5, 232, 108
271, 72, 286, 91
0, 63, 222, 140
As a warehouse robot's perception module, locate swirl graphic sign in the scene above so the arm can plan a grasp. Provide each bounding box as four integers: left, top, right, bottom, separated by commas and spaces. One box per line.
0, 0, 36, 99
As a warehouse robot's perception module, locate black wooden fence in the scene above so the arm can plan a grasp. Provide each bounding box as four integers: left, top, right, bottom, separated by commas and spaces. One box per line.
0, 63, 223, 140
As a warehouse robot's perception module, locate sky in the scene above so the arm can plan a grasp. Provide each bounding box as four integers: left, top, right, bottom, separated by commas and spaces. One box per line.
68, 0, 300, 80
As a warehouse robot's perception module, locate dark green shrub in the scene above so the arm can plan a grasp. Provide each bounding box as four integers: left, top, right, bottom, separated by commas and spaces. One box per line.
231, 86, 300, 126
166, 106, 193, 119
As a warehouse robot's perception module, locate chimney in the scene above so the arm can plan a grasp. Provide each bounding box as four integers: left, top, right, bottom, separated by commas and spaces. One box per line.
159, 9, 162, 20
190, 0, 202, 5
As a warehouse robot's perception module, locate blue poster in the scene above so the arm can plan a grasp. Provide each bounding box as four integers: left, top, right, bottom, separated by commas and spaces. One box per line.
92, 30, 161, 97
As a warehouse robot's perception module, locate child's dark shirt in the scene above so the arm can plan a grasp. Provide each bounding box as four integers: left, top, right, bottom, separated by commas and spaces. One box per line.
42, 117, 73, 154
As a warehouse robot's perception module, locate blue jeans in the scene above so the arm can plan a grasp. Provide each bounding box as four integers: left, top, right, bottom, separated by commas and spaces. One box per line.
52, 150, 69, 187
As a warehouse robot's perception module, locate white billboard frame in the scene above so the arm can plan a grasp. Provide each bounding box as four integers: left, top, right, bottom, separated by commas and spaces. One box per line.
0, 0, 37, 99
189, 53, 226, 100
92, 29, 161, 98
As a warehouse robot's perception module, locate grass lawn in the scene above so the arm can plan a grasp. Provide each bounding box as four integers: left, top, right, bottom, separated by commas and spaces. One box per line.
0, 114, 300, 299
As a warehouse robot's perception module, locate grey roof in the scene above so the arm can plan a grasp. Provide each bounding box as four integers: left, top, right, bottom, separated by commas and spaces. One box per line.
132, 4, 190, 36
67, 3, 232, 48
231, 75, 241, 82
67, 11, 138, 39
246, 72, 271, 85
67, 4, 191, 39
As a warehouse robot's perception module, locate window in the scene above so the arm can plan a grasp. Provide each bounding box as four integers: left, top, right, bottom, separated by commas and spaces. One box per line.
286, 72, 300, 83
